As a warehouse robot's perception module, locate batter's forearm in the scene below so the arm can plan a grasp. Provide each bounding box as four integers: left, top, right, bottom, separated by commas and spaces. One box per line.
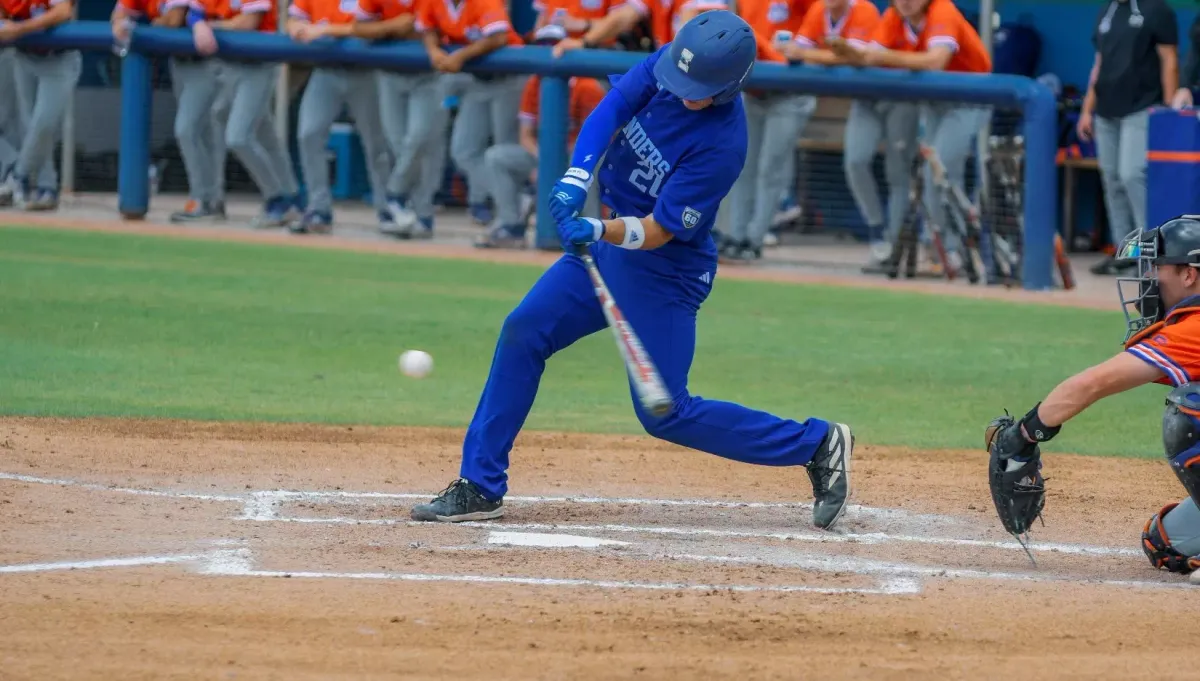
599, 215, 673, 249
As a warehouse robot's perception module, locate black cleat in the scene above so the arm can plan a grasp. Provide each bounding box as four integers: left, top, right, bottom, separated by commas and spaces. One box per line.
806, 422, 854, 530
410, 478, 504, 522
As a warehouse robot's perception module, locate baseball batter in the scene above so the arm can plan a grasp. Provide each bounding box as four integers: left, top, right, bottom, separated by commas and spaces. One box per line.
188, 0, 301, 228
288, 0, 393, 233
417, 0, 525, 227
832, 0, 992, 262
985, 217, 1200, 577
353, 0, 445, 239
0, 0, 80, 211
411, 12, 854, 531
719, 0, 817, 263
786, 0, 917, 265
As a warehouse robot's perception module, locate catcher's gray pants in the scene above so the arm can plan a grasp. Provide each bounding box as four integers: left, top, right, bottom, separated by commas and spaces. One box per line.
297, 67, 390, 213
378, 71, 446, 219
920, 102, 991, 252
442, 73, 524, 205
726, 92, 815, 247
11, 49, 80, 189
172, 58, 229, 204
1162, 496, 1200, 556
843, 100, 919, 243
221, 61, 298, 201
1095, 109, 1149, 244
485, 142, 600, 227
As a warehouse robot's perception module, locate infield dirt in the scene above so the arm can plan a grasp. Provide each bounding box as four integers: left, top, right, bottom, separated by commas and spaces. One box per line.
1, 416, 1194, 680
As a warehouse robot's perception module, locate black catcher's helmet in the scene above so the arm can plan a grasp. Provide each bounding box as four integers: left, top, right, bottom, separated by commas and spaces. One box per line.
1116, 215, 1200, 341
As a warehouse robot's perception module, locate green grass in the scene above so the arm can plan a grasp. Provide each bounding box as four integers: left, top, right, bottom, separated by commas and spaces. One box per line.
0, 225, 1163, 457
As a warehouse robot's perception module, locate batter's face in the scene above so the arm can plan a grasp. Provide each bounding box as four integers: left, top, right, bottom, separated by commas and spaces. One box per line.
682, 97, 713, 110
1154, 264, 1200, 310
893, 0, 930, 21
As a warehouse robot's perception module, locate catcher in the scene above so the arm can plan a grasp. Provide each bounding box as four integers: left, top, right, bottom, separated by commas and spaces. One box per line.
985, 215, 1200, 575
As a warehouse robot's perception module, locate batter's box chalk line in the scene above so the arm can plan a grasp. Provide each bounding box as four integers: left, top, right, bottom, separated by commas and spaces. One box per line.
0, 472, 1187, 593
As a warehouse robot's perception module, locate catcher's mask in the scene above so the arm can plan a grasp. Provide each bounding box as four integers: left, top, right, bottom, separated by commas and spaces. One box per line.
1116, 215, 1200, 342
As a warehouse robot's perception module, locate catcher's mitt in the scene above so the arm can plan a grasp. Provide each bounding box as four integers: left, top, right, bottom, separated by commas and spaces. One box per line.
984, 412, 1047, 548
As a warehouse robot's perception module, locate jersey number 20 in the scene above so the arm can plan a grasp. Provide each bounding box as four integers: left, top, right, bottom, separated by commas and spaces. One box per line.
629, 160, 664, 198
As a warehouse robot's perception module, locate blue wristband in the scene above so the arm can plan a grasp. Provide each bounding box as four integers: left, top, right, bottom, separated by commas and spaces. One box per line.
185, 7, 205, 27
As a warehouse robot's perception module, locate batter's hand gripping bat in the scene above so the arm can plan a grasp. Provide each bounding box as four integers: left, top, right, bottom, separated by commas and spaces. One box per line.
574, 245, 674, 418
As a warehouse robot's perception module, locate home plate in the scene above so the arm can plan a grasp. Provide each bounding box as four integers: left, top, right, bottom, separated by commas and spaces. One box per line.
487, 531, 631, 549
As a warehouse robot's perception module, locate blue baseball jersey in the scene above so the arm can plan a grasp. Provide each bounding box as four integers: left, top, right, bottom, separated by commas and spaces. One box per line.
596, 46, 749, 264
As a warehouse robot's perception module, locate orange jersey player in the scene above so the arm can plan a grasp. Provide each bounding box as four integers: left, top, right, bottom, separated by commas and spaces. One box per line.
352, 0, 444, 239
985, 217, 1200, 580
476, 68, 607, 248
828, 0, 991, 271
111, 0, 190, 48
416, 0, 526, 226
188, 0, 300, 227
552, 0, 727, 56
286, 0, 393, 232
0, 0, 77, 211
780, 0, 878, 64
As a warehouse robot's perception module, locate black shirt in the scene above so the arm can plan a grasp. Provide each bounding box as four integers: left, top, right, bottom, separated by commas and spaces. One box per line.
1092, 0, 1178, 119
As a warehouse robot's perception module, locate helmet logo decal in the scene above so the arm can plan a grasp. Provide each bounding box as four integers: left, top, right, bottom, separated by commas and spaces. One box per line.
678, 48, 694, 73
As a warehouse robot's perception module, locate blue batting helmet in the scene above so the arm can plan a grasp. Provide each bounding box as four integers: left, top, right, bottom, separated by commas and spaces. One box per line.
652, 10, 757, 105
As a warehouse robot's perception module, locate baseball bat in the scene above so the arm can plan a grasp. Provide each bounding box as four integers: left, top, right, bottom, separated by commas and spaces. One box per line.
574, 245, 674, 418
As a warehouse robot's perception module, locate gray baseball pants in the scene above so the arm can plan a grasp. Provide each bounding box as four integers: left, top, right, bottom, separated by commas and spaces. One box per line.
0, 48, 23, 175
725, 92, 815, 247
221, 61, 298, 201
172, 58, 229, 204
11, 49, 80, 189
296, 67, 390, 213
1094, 109, 1149, 244
377, 71, 446, 219
920, 102, 991, 251
443, 73, 524, 205
484, 142, 599, 227
843, 100, 920, 243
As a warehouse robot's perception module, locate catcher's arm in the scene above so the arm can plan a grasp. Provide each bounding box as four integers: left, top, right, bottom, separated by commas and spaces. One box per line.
985, 353, 1164, 543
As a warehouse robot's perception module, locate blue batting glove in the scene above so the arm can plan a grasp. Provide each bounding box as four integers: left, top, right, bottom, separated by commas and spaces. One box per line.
558, 216, 605, 252
548, 166, 592, 225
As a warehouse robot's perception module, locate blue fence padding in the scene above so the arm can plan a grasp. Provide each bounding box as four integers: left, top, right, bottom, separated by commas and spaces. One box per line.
9, 22, 1058, 290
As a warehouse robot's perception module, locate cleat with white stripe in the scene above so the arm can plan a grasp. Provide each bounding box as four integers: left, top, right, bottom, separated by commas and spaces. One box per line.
807, 422, 854, 530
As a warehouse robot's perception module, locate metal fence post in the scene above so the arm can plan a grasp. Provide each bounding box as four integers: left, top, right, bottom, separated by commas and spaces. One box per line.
117, 51, 152, 219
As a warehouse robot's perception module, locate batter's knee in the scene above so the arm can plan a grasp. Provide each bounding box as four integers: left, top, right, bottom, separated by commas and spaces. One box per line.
497, 304, 551, 356
1142, 502, 1200, 574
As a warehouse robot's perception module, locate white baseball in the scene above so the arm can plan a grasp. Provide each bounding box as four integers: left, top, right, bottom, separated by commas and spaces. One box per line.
398, 350, 433, 378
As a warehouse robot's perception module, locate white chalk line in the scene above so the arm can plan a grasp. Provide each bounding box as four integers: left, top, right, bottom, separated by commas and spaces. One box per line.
0, 472, 243, 503
0, 548, 915, 596
654, 551, 1192, 591
0, 554, 204, 574
260, 515, 1141, 558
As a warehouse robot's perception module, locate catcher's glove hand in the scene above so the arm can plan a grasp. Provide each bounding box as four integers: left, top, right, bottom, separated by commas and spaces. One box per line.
984, 411, 1047, 539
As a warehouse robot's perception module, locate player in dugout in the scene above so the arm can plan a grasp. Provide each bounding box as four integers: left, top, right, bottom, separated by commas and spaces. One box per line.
476, 24, 607, 249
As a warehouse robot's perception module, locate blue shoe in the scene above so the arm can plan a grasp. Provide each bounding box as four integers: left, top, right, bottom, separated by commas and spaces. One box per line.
468, 203, 493, 225
412, 215, 434, 239
377, 208, 400, 234
26, 188, 58, 212
474, 223, 526, 249
252, 196, 288, 228
289, 209, 333, 235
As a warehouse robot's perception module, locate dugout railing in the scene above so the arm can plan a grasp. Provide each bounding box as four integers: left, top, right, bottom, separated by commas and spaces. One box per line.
6, 23, 1058, 290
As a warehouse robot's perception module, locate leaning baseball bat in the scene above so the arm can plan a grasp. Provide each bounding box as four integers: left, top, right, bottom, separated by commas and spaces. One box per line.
574, 245, 674, 418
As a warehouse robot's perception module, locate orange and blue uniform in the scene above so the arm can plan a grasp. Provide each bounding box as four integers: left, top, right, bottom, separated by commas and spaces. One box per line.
796, 0, 878, 49
869, 0, 992, 73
